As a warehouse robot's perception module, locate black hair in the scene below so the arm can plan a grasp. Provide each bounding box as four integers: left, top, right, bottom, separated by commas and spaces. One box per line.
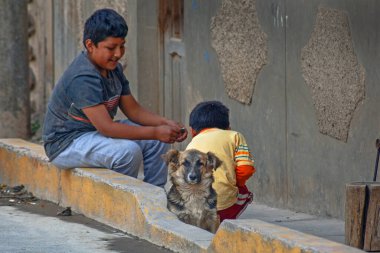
189, 101, 230, 132
83, 8, 128, 47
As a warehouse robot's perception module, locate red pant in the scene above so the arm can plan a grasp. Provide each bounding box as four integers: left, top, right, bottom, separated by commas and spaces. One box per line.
217, 185, 253, 222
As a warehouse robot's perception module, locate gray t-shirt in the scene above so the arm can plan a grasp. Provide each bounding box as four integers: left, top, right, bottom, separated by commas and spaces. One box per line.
42, 51, 131, 160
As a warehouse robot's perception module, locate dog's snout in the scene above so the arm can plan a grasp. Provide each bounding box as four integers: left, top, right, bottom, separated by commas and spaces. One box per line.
189, 173, 197, 181
186, 169, 201, 184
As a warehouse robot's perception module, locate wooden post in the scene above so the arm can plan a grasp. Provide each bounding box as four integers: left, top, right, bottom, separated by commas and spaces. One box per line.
345, 183, 367, 248
363, 184, 380, 251
346, 182, 380, 251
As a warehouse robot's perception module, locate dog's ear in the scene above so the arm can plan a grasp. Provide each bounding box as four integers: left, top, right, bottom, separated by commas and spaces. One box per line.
162, 149, 180, 166
206, 152, 222, 170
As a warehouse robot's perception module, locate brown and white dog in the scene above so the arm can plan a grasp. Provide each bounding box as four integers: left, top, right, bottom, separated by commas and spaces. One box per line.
162, 149, 222, 233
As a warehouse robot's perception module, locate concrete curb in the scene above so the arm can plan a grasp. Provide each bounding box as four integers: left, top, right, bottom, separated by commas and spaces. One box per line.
0, 139, 364, 253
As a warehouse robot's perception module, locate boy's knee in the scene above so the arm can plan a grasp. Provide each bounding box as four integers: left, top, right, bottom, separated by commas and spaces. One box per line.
153, 140, 170, 154
112, 143, 143, 172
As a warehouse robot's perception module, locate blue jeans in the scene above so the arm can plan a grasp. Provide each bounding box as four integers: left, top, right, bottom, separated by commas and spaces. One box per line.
51, 120, 169, 187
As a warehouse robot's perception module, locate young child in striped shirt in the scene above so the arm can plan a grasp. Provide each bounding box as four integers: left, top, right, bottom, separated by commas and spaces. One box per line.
186, 101, 256, 222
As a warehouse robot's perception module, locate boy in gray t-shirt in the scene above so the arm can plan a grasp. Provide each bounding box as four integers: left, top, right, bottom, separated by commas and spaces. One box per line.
43, 9, 187, 187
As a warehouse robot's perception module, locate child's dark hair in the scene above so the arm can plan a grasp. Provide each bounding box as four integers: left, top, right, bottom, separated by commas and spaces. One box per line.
83, 8, 128, 47
189, 101, 230, 132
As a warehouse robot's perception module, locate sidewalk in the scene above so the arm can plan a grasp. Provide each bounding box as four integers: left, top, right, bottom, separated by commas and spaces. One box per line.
0, 138, 363, 253
240, 202, 345, 244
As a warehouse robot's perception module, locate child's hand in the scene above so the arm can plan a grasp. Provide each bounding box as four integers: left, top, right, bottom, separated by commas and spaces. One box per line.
238, 185, 253, 204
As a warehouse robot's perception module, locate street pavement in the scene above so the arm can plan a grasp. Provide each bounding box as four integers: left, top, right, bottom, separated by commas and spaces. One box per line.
0, 199, 173, 253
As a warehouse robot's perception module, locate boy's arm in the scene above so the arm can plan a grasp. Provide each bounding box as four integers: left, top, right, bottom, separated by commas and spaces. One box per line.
82, 103, 181, 143
119, 95, 187, 141
234, 133, 255, 187
120, 94, 170, 126
236, 165, 255, 187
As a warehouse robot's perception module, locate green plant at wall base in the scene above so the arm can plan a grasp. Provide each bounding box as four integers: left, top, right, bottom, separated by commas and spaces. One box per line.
31, 121, 40, 135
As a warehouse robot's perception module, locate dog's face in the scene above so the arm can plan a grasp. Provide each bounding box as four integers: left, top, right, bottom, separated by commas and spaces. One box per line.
163, 149, 222, 185
164, 149, 221, 233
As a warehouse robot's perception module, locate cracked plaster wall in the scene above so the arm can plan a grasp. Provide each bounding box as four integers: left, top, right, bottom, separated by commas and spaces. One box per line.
210, 0, 268, 105
301, 7, 365, 142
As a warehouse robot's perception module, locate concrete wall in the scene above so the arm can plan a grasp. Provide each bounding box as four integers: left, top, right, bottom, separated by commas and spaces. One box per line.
0, 0, 30, 138
284, 0, 380, 218
178, 0, 380, 219
28, 0, 54, 139
26, 0, 380, 219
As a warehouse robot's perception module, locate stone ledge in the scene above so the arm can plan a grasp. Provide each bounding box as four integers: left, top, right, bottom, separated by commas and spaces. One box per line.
210, 219, 364, 253
0, 139, 364, 253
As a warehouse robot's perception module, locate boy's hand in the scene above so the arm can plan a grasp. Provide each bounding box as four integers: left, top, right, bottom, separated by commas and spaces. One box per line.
155, 125, 184, 143
164, 120, 188, 142
174, 126, 188, 142
176, 127, 188, 142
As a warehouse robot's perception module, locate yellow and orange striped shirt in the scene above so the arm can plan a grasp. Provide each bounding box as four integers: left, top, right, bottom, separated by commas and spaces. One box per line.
186, 128, 255, 210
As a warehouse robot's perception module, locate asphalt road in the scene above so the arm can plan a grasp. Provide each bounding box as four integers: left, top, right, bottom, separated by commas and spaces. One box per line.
0, 196, 173, 253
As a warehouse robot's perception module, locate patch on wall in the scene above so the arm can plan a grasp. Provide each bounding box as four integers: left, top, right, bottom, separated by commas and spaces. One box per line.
301, 7, 365, 142
210, 0, 268, 105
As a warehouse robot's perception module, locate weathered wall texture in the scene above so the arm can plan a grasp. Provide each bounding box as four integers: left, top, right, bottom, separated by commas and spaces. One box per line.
184, 0, 380, 219
210, 0, 268, 105
301, 7, 365, 142
0, 0, 30, 138
28, 0, 54, 140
